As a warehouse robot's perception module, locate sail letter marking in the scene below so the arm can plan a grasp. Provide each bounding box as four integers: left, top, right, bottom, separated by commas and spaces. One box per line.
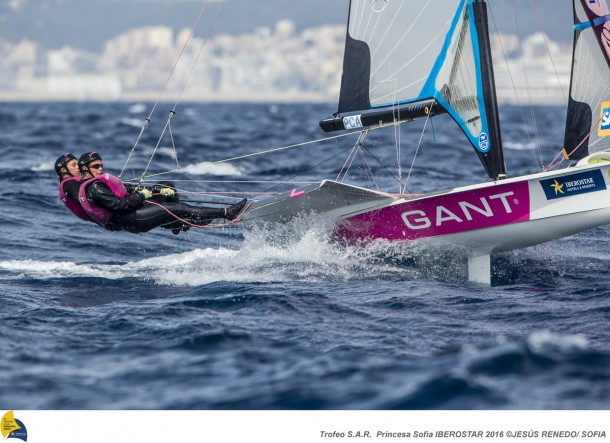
343, 115, 363, 129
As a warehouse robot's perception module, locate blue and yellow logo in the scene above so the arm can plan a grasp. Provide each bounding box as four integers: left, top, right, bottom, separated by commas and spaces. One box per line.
1, 412, 27, 442
540, 169, 606, 200
599, 101, 610, 137
549, 179, 564, 195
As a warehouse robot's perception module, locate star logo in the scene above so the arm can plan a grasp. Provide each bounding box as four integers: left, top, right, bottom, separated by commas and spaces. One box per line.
550, 179, 564, 195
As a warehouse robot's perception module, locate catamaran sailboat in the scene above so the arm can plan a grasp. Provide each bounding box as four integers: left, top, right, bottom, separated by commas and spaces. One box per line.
239, 0, 610, 284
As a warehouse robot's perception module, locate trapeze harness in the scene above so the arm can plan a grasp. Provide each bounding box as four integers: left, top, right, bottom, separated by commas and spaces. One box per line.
59, 176, 91, 222
78, 173, 130, 226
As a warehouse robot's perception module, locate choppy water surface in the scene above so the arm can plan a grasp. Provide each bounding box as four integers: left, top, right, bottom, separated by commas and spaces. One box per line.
0, 102, 609, 409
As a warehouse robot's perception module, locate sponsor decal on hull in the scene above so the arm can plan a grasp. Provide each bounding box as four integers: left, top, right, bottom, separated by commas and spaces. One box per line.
339, 181, 530, 241
539, 169, 606, 200
599, 101, 610, 137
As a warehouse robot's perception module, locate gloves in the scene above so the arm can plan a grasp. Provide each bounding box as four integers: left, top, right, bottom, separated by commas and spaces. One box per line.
138, 188, 153, 199
159, 187, 175, 197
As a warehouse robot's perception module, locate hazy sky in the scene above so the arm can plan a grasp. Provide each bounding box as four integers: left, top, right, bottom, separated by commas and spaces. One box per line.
0, 0, 572, 52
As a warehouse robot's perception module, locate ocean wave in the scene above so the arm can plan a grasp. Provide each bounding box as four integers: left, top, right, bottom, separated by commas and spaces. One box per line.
119, 117, 146, 128
503, 141, 538, 151
376, 332, 609, 409
182, 161, 243, 176
128, 103, 147, 114
0, 259, 129, 280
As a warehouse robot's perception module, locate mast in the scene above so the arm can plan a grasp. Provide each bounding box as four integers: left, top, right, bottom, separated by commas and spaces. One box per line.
472, 0, 506, 180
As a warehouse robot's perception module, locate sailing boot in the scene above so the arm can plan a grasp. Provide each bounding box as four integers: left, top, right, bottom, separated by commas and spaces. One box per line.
225, 198, 247, 221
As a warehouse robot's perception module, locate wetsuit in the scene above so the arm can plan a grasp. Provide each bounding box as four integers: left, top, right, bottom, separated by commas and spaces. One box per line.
80, 174, 226, 234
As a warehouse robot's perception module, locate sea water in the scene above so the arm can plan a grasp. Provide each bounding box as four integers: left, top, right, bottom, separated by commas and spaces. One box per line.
0, 102, 609, 409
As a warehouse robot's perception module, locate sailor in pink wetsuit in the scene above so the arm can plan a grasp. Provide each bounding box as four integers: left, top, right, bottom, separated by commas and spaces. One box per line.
56, 153, 92, 222
76, 152, 247, 234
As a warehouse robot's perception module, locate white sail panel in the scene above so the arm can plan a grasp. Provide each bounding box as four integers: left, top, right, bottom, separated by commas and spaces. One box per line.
435, 5, 482, 140
564, 0, 610, 159
346, 0, 463, 107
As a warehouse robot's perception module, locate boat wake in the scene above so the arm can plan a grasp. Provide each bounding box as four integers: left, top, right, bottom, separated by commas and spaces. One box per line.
0, 215, 571, 287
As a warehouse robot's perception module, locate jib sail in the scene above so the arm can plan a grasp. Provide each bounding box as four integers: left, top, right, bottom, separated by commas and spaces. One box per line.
563, 0, 610, 160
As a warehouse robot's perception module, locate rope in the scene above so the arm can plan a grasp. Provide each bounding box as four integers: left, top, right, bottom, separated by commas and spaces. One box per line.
143, 198, 252, 230
545, 113, 605, 171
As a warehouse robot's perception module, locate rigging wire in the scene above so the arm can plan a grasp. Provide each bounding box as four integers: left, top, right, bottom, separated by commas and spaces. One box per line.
119, 0, 210, 179
377, 0, 403, 193
511, 0, 544, 169
138, 0, 227, 185
124, 125, 397, 182
172, 0, 225, 111
337, 130, 368, 181
529, 0, 568, 104
402, 107, 433, 194
487, 2, 542, 170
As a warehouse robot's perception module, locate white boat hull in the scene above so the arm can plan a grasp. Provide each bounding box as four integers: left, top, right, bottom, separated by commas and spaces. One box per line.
336, 162, 610, 256
241, 161, 610, 281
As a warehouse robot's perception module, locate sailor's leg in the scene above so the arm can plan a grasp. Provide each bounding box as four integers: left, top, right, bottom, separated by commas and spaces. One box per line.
131, 203, 224, 232
225, 198, 247, 220
116, 200, 248, 233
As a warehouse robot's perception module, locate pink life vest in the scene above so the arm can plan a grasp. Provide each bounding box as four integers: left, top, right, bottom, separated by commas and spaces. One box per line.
59, 177, 91, 221
78, 173, 130, 226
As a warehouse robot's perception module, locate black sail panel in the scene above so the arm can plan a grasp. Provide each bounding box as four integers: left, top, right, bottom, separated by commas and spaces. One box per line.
337, 34, 371, 114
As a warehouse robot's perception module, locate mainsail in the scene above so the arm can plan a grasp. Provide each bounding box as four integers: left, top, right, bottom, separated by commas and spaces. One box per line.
563, 0, 610, 160
320, 0, 506, 180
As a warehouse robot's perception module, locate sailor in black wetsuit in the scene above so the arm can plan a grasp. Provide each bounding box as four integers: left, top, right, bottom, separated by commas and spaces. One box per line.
77, 152, 247, 234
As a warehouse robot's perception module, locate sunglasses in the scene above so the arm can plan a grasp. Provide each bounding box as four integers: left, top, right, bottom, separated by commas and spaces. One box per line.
89, 163, 103, 169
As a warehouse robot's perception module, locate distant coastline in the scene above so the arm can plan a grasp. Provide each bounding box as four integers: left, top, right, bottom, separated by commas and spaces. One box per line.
0, 90, 337, 103
1, 22, 569, 106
